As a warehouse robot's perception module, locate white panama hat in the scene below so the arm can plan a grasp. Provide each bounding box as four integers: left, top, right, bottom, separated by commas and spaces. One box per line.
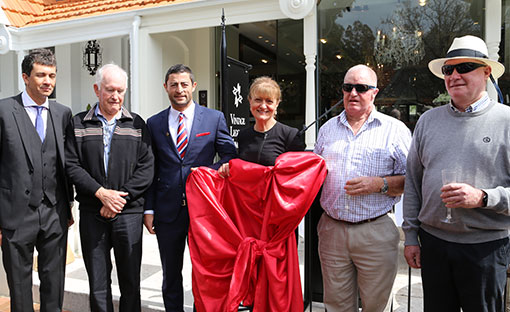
428, 35, 505, 79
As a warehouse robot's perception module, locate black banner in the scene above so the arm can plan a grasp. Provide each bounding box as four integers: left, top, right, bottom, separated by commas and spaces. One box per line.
223, 57, 251, 147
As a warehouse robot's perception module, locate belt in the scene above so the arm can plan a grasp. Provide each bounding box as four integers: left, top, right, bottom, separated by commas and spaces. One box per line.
340, 213, 387, 225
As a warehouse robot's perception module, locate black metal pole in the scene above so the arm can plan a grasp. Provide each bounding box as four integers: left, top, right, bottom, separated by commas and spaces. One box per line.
408, 266, 411, 312
220, 9, 228, 114
299, 99, 343, 136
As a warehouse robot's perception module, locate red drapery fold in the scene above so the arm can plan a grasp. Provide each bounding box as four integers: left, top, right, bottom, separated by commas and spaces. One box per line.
186, 152, 327, 312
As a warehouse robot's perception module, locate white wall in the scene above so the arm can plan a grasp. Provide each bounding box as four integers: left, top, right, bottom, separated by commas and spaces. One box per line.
53, 37, 129, 115
0, 51, 18, 99
139, 27, 215, 120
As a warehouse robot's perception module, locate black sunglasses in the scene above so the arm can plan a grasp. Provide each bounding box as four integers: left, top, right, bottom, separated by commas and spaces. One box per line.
342, 83, 377, 93
441, 62, 486, 76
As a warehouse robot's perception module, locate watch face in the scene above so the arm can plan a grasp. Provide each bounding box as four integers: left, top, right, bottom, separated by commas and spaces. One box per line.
381, 178, 389, 193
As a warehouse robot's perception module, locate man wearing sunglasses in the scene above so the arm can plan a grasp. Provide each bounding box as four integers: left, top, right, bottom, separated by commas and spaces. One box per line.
314, 64, 411, 312
403, 35, 510, 312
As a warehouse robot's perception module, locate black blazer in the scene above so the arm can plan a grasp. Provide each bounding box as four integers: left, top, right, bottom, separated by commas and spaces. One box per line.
0, 94, 73, 230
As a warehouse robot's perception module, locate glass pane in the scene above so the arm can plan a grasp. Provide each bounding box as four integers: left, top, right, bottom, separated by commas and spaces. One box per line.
500, 0, 510, 103
318, 0, 485, 131
217, 19, 305, 130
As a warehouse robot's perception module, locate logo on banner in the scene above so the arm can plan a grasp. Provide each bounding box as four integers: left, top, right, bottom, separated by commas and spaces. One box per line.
232, 83, 243, 108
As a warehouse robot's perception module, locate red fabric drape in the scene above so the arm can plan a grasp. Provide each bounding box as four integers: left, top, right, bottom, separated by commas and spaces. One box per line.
186, 152, 327, 312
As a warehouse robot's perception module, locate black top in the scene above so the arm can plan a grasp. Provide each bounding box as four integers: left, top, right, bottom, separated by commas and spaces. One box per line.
237, 121, 305, 166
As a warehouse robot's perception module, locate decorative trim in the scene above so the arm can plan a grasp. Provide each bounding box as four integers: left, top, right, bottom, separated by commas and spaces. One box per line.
279, 0, 315, 20
0, 24, 11, 55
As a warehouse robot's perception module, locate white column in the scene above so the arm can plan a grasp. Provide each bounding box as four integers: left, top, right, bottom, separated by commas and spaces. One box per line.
16, 50, 26, 93
485, 0, 502, 100
130, 15, 141, 113
303, 6, 317, 150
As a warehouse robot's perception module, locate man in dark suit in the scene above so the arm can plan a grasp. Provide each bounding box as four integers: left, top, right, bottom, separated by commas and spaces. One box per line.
65, 63, 154, 312
144, 64, 236, 311
0, 49, 73, 312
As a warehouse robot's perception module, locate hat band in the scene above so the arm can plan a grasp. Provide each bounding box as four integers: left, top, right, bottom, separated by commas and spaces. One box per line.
446, 48, 488, 59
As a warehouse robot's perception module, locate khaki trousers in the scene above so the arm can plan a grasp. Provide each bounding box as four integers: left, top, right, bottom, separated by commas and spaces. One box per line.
318, 213, 399, 312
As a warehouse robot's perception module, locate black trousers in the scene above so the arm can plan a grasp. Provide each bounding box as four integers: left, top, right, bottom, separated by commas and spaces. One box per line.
80, 211, 143, 312
155, 209, 189, 312
1, 200, 68, 312
419, 228, 509, 312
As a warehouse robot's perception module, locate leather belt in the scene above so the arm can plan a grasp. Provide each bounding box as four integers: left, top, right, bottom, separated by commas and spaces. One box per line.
341, 213, 387, 225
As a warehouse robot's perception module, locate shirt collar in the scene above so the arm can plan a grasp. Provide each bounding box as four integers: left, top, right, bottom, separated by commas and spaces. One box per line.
94, 103, 122, 124
338, 107, 380, 129
170, 101, 195, 121
21, 90, 49, 109
449, 91, 489, 113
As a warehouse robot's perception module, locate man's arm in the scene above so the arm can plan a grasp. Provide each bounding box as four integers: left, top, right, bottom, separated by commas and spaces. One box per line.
211, 112, 237, 170
118, 116, 155, 202
344, 175, 404, 196
65, 117, 127, 213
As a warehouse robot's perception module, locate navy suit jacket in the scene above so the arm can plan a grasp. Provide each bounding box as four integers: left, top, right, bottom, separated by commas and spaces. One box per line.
0, 94, 72, 230
145, 103, 237, 224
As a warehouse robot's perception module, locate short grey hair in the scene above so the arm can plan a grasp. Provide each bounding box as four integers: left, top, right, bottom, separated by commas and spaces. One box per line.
95, 63, 128, 89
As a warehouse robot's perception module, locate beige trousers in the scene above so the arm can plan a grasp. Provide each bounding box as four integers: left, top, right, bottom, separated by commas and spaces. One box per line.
317, 213, 400, 312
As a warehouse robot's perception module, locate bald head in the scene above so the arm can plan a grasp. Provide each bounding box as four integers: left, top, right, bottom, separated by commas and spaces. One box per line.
344, 65, 377, 86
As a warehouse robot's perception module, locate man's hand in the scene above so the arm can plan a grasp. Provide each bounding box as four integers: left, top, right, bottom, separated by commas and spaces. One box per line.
218, 163, 230, 178
68, 215, 75, 227
440, 183, 484, 208
0, 228, 2, 247
404, 245, 421, 268
95, 187, 128, 213
144, 214, 156, 234
345, 176, 383, 196
100, 206, 117, 219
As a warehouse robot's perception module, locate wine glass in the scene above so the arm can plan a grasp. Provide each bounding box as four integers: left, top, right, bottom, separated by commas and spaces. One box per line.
441, 169, 457, 223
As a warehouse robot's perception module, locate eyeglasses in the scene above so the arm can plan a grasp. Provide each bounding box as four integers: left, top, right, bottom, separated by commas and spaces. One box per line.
342, 83, 377, 93
441, 62, 486, 76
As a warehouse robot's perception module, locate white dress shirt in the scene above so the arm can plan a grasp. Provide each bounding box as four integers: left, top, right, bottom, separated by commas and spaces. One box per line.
22, 91, 49, 135
168, 102, 196, 145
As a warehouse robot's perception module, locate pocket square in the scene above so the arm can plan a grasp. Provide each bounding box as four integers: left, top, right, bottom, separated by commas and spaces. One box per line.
196, 132, 210, 137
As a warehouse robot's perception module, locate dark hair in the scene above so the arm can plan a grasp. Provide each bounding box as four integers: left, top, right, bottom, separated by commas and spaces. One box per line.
164, 64, 194, 84
21, 49, 56, 76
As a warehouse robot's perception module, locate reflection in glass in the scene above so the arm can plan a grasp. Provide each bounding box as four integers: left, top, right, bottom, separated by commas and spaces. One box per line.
318, 0, 485, 131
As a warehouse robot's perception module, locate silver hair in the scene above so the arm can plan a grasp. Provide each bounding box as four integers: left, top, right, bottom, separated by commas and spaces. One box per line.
95, 63, 128, 89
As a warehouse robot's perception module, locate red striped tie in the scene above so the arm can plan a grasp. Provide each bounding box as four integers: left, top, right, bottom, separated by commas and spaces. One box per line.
176, 113, 188, 159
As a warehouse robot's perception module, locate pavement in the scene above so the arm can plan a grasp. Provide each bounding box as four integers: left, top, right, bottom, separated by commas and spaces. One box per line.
30, 225, 423, 312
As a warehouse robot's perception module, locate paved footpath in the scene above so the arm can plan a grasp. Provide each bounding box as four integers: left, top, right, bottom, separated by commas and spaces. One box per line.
24, 228, 425, 311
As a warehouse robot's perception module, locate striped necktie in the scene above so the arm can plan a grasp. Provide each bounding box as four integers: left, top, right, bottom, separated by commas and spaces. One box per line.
176, 113, 188, 159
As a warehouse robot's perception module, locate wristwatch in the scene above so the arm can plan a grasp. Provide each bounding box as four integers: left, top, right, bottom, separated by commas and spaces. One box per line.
380, 177, 389, 194
482, 191, 488, 207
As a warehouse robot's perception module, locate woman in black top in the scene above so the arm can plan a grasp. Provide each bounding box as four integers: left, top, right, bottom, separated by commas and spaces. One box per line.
215, 77, 306, 309
219, 76, 304, 174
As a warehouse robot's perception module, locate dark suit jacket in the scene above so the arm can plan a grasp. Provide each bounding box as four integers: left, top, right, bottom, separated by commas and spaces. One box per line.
0, 94, 73, 230
145, 103, 237, 223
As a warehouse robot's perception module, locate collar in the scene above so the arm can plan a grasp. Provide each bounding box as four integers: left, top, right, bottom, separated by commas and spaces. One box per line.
449, 92, 489, 113
170, 101, 196, 121
21, 90, 49, 109
338, 107, 380, 128
84, 103, 133, 121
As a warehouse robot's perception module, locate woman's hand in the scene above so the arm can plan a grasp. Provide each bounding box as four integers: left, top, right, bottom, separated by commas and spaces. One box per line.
218, 163, 230, 178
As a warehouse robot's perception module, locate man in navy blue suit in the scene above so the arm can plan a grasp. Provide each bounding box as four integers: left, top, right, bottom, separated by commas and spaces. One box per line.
144, 64, 237, 311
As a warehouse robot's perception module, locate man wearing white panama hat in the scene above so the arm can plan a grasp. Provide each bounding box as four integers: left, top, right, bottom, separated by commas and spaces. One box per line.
403, 35, 510, 312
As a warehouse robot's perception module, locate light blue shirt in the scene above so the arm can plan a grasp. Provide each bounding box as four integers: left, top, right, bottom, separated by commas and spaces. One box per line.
449, 91, 490, 113
21, 90, 49, 134
314, 109, 412, 222
95, 104, 119, 175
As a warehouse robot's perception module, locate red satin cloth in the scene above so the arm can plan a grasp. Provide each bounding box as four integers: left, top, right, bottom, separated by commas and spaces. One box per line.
186, 152, 327, 312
